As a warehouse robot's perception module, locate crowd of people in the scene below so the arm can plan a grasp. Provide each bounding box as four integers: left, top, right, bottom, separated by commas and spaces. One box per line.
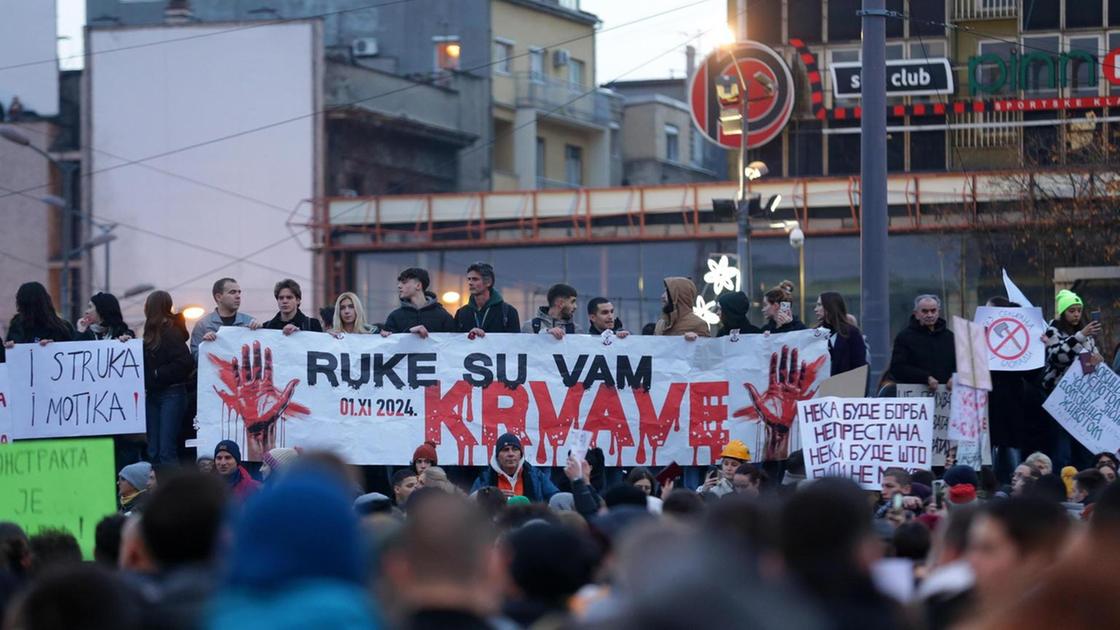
2, 261, 1118, 628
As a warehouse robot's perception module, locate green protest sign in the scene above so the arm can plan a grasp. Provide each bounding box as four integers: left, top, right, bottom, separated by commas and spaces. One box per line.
0, 438, 118, 559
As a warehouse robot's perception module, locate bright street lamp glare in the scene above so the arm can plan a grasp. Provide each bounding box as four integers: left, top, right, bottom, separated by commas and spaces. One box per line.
441, 291, 461, 305
714, 23, 736, 48
181, 306, 206, 321
744, 160, 769, 180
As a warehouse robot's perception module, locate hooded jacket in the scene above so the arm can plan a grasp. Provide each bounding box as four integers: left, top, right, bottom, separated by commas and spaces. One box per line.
384, 294, 457, 333
654, 278, 711, 337
263, 309, 323, 333
523, 306, 581, 334
889, 316, 956, 385
454, 288, 520, 333
716, 291, 762, 337
470, 450, 559, 502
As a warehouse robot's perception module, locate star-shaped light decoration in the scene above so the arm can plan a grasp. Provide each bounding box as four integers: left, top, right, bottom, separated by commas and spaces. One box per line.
693, 295, 721, 325
704, 255, 740, 295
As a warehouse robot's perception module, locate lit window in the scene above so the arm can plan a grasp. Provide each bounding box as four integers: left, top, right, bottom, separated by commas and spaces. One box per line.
435, 39, 461, 72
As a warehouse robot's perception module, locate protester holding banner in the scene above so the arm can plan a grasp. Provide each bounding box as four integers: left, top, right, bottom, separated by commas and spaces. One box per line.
889, 294, 956, 389
1041, 290, 1103, 469
382, 268, 456, 336
453, 262, 520, 335
522, 283, 581, 338
75, 293, 134, 342
141, 291, 193, 465
586, 297, 627, 336
654, 277, 710, 338
761, 283, 807, 334
190, 277, 261, 359
715, 291, 761, 337
329, 291, 378, 336
2, 282, 76, 354
814, 291, 867, 376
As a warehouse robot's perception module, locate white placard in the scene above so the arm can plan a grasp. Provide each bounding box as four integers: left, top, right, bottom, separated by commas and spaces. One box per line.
1043, 361, 1120, 455
897, 384, 991, 468
6, 340, 147, 439
948, 380, 988, 442
974, 306, 1046, 371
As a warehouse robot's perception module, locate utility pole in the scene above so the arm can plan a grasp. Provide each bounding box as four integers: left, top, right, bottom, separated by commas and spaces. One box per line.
735, 0, 751, 298
860, 0, 890, 382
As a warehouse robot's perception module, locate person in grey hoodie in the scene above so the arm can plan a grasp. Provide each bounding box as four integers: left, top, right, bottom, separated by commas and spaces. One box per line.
382, 268, 456, 337
522, 283, 580, 339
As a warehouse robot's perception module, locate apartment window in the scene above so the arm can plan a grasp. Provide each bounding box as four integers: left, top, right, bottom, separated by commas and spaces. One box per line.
1067, 35, 1101, 96
1023, 0, 1059, 31
975, 40, 1016, 95
665, 124, 680, 162
536, 137, 546, 179
1021, 34, 1061, 95
529, 48, 545, 82
570, 59, 585, 87
434, 37, 461, 72
494, 39, 513, 75
1066, 1, 1103, 28
788, 0, 822, 43
565, 145, 583, 186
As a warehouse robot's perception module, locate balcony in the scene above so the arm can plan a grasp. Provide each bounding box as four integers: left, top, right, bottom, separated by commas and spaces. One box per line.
515, 73, 617, 127
953, 0, 1017, 21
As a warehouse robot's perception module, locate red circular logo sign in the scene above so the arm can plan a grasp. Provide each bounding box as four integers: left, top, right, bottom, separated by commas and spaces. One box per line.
1105, 47, 1120, 86
688, 42, 795, 150
986, 317, 1030, 361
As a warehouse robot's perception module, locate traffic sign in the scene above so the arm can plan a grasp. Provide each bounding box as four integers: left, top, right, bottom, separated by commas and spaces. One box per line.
688, 41, 795, 150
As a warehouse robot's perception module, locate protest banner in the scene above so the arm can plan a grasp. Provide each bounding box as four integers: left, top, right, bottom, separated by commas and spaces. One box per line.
197, 327, 831, 466
973, 306, 1046, 371
897, 384, 991, 468
0, 364, 11, 444
0, 438, 118, 558
949, 380, 988, 443
5, 339, 146, 440
1043, 361, 1120, 455
953, 316, 991, 391
797, 396, 934, 490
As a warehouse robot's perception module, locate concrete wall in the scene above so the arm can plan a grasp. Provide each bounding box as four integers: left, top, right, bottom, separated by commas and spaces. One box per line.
0, 121, 55, 337
86, 22, 320, 324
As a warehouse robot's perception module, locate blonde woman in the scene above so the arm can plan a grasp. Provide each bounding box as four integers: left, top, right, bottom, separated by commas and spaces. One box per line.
330, 292, 378, 336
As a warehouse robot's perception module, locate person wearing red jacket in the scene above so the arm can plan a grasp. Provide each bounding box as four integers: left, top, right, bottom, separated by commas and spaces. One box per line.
214, 440, 261, 501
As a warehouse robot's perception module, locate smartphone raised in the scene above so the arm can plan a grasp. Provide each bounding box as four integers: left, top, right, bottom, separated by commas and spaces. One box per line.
1091, 310, 1102, 322
780, 301, 792, 316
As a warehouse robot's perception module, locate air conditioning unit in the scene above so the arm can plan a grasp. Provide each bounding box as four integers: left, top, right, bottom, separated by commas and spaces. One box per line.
352, 37, 379, 58
552, 49, 570, 68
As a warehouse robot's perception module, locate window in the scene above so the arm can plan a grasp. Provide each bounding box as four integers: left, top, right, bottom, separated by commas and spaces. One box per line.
1066, 1, 1103, 28
529, 48, 545, 82
1022, 0, 1059, 31
494, 39, 513, 75
828, 0, 861, 41
830, 48, 860, 64
1110, 32, 1120, 92
569, 59, 585, 87
788, 0, 822, 42
747, 0, 783, 45
665, 124, 680, 162
434, 38, 461, 72
1066, 36, 1101, 96
691, 127, 704, 167
790, 120, 823, 177
1021, 35, 1060, 95
975, 40, 1016, 95
536, 137, 546, 180
910, 41, 947, 60
1112, 0, 1120, 26
886, 43, 905, 60
885, 0, 903, 38
910, 127, 947, 172
565, 145, 583, 186
910, 1, 946, 37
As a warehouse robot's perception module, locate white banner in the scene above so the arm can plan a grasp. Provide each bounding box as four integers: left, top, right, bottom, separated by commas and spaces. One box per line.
897, 384, 991, 468
5, 340, 147, 440
197, 328, 831, 466
1043, 361, 1120, 455
797, 397, 934, 490
0, 364, 11, 444
973, 306, 1046, 371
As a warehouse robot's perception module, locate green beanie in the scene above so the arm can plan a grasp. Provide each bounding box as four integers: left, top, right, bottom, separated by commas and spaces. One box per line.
507, 495, 531, 506
1055, 290, 1083, 317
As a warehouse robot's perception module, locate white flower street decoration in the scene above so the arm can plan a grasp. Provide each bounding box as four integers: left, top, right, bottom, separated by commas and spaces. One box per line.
693, 295, 721, 325
703, 255, 740, 295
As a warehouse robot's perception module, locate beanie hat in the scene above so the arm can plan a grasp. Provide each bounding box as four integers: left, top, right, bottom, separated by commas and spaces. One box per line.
717, 291, 751, 318
947, 483, 977, 506
353, 492, 393, 516
118, 461, 152, 491
496, 433, 523, 454
263, 448, 300, 474
412, 441, 438, 464
719, 439, 751, 463
1056, 289, 1083, 317
943, 465, 979, 488
197, 454, 214, 463
227, 470, 365, 590
215, 439, 242, 464
507, 495, 531, 506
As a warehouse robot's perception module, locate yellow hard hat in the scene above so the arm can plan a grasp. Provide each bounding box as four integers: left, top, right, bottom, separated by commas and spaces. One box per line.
720, 439, 751, 463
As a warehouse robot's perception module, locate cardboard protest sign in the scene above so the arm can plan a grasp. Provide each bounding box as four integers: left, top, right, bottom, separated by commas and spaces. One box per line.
949, 380, 988, 443
897, 385, 991, 468
6, 340, 146, 440
0, 365, 11, 444
197, 328, 831, 465
0, 438, 118, 558
953, 316, 991, 391
1043, 362, 1120, 455
974, 306, 1046, 371
816, 365, 869, 398
797, 396, 933, 490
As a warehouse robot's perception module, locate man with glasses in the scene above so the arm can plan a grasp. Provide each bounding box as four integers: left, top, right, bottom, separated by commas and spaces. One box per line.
889, 294, 957, 391
453, 262, 521, 336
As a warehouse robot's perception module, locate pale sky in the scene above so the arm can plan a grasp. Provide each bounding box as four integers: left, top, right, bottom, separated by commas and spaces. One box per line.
58, 0, 727, 80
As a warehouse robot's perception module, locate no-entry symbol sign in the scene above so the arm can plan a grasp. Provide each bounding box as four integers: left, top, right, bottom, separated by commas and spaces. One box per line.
987, 317, 1030, 361
974, 307, 1047, 371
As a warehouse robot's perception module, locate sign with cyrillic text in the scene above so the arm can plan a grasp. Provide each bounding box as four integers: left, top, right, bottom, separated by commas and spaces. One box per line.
1043, 361, 1120, 455
197, 328, 831, 465
973, 306, 1046, 371
6, 340, 146, 439
897, 384, 992, 468
797, 397, 934, 490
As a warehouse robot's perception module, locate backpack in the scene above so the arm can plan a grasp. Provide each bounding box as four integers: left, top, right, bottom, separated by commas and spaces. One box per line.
532, 317, 575, 334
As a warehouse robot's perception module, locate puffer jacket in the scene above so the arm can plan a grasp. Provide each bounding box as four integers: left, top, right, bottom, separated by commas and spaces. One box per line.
654, 277, 711, 337
888, 316, 956, 385
384, 295, 456, 333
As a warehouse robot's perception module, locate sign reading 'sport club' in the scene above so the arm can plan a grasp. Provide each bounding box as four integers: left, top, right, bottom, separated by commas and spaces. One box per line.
688, 41, 795, 149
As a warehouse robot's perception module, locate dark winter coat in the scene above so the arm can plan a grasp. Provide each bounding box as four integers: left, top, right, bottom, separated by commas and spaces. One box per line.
4, 315, 75, 344
262, 309, 323, 333
826, 325, 868, 376
589, 318, 625, 335
384, 296, 458, 333
454, 288, 520, 333
716, 291, 763, 337
762, 315, 808, 334
144, 325, 193, 391
76, 322, 134, 341
889, 316, 956, 385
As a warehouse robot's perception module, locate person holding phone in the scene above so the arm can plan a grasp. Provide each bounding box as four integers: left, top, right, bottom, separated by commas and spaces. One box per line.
761, 283, 806, 333
813, 291, 867, 376
698, 440, 751, 498
1041, 290, 1103, 468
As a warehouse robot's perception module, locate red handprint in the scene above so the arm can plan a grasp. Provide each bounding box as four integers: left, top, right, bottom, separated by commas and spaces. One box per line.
209, 341, 309, 460
733, 345, 826, 461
